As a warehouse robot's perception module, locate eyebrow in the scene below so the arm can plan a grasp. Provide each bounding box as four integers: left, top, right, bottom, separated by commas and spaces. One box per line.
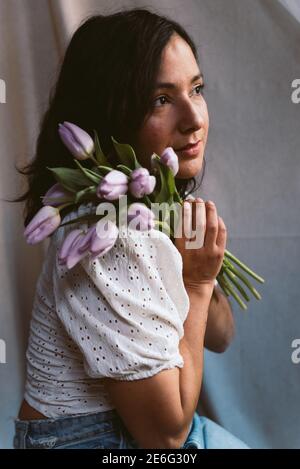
154, 73, 204, 90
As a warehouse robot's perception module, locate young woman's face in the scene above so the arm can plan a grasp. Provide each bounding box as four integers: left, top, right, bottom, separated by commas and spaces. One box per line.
133, 33, 209, 179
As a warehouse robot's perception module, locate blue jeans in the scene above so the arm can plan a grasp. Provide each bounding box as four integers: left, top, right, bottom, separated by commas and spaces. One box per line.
13, 409, 249, 449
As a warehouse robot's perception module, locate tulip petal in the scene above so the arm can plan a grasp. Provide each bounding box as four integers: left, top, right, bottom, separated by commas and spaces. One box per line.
77, 226, 96, 253
127, 203, 155, 231
26, 214, 61, 244
65, 234, 90, 269
58, 229, 83, 263
105, 170, 128, 185
24, 206, 59, 238
97, 171, 128, 200
161, 147, 179, 176
63, 122, 94, 155
90, 220, 119, 257
42, 183, 73, 207
58, 122, 94, 160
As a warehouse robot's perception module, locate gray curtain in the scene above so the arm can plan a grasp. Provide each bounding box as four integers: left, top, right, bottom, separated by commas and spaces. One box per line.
0, 0, 299, 449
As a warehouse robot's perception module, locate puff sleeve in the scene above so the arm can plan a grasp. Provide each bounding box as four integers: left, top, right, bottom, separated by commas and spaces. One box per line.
52, 207, 190, 382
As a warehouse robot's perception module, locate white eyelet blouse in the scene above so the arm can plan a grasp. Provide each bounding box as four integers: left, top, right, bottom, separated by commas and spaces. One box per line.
24, 202, 194, 418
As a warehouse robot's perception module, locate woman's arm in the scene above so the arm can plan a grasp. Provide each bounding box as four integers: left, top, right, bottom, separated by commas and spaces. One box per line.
103, 281, 214, 449
204, 285, 235, 353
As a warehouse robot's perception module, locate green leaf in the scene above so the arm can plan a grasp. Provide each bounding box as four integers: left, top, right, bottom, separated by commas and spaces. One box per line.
41, 195, 74, 204
74, 186, 97, 204
154, 160, 176, 204
97, 165, 115, 176
93, 130, 111, 166
111, 136, 141, 170
59, 213, 102, 228
46, 167, 92, 193
73, 160, 102, 185
116, 164, 132, 177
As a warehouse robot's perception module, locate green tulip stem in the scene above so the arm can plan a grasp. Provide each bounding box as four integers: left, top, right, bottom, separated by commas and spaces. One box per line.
223, 258, 262, 300
217, 273, 231, 297
143, 194, 154, 207
223, 266, 251, 302
89, 154, 100, 167
57, 202, 75, 212
218, 272, 248, 310
154, 220, 173, 236
225, 249, 265, 284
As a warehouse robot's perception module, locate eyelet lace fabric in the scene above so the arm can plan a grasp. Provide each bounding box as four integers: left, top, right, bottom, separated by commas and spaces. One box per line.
24, 202, 190, 418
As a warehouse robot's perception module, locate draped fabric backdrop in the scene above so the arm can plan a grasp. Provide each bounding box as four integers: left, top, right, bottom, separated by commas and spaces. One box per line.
0, 0, 299, 449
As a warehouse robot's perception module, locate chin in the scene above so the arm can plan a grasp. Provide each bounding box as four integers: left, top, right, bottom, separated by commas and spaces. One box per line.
176, 158, 203, 179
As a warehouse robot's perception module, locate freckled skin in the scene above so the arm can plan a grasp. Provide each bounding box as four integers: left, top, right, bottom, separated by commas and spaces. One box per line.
132, 33, 209, 180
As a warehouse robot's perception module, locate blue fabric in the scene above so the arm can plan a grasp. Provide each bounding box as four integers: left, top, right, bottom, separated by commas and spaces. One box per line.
13, 409, 249, 449
182, 413, 249, 449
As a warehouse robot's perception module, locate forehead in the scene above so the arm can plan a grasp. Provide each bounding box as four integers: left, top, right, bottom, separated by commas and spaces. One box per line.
156, 34, 200, 81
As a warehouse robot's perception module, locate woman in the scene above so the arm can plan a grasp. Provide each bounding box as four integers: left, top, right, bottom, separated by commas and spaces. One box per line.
12, 8, 248, 449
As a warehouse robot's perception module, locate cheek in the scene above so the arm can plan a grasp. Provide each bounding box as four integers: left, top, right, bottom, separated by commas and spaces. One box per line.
203, 102, 209, 129
141, 118, 170, 150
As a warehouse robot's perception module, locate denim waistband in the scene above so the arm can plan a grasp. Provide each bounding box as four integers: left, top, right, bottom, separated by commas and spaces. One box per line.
14, 408, 120, 436
14, 408, 195, 449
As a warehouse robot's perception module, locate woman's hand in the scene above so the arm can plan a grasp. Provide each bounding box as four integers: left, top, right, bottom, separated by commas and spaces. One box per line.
174, 198, 227, 289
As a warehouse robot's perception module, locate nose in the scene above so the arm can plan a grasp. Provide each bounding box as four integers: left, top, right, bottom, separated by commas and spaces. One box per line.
177, 98, 206, 134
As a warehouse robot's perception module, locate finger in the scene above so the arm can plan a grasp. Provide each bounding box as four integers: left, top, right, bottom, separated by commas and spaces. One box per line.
194, 198, 206, 248
216, 216, 227, 249
204, 201, 218, 247
174, 203, 185, 250
174, 201, 192, 245
183, 201, 193, 239
191, 200, 197, 234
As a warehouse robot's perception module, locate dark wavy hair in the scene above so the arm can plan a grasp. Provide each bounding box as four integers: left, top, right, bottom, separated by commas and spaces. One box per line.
9, 7, 206, 227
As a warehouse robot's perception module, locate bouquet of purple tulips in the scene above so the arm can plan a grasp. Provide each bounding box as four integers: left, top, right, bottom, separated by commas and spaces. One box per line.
24, 122, 265, 310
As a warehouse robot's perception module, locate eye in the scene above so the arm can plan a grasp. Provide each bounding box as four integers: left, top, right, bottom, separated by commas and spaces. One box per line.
152, 83, 205, 108
153, 95, 170, 108
192, 83, 205, 96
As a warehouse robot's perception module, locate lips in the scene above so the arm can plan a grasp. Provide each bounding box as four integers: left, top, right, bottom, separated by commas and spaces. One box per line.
174, 140, 202, 158
175, 140, 201, 151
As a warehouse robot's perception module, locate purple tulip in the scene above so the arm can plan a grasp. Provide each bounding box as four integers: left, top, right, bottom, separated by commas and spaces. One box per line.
24, 206, 61, 244
42, 183, 73, 207
127, 203, 155, 231
58, 229, 83, 265
91, 219, 119, 258
129, 167, 156, 198
58, 220, 119, 269
77, 226, 96, 253
58, 121, 94, 160
58, 229, 91, 269
96, 170, 128, 201
160, 147, 179, 176
77, 220, 119, 259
